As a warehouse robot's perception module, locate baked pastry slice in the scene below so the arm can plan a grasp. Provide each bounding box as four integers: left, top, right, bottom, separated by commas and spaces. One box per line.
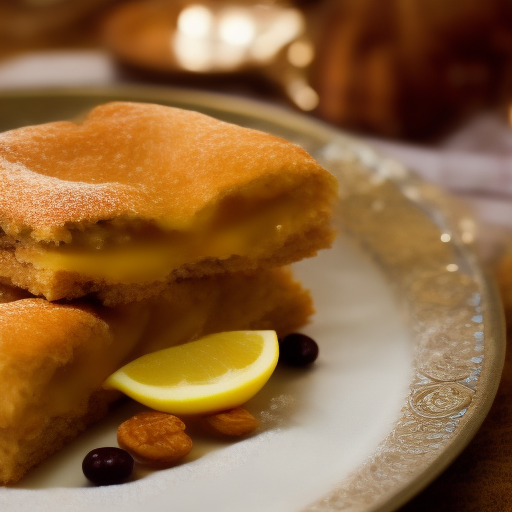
0, 267, 313, 484
0, 102, 338, 304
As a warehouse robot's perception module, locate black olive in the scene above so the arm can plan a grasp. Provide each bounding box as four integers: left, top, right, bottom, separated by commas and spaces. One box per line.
82, 447, 134, 486
279, 333, 319, 366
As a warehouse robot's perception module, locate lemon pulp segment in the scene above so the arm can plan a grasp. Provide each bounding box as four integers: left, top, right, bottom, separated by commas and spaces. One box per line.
103, 331, 279, 415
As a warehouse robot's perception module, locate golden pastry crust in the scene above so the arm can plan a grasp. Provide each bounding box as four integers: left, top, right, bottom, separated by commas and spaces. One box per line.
0, 303, 120, 484
0, 268, 313, 484
0, 102, 337, 302
0, 101, 336, 242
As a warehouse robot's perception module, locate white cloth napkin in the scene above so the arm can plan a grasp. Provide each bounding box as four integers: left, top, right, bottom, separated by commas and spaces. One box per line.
0, 50, 118, 89
369, 132, 512, 231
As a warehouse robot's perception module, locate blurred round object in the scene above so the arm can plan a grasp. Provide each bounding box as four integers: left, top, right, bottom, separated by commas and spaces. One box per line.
102, 0, 306, 74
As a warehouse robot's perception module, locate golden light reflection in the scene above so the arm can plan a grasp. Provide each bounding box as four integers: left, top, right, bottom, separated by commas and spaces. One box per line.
252, 9, 304, 62
173, 34, 213, 71
287, 78, 319, 111
440, 233, 451, 243
287, 40, 314, 68
461, 232, 475, 244
459, 217, 476, 244
172, 3, 305, 72
402, 185, 421, 201
446, 263, 459, 272
216, 42, 246, 68
177, 5, 214, 38
218, 9, 255, 46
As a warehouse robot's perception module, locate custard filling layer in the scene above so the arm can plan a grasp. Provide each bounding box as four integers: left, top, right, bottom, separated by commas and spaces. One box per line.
16, 193, 328, 282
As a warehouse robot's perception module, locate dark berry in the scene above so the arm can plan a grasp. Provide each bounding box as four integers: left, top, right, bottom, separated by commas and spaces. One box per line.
82, 447, 134, 485
279, 333, 319, 366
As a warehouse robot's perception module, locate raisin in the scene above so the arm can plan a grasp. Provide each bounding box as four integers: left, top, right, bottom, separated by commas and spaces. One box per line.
82, 447, 134, 486
279, 333, 319, 366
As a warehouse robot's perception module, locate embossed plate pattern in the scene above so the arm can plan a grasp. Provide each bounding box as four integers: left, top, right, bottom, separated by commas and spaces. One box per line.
0, 88, 505, 512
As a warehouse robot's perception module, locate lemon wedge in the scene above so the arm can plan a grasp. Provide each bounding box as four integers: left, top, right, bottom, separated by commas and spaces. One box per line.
103, 330, 279, 415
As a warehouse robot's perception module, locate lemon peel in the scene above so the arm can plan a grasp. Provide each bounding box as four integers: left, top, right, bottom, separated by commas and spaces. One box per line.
103, 330, 279, 415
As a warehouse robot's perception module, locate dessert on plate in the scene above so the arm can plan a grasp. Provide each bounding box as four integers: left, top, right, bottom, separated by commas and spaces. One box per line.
0, 101, 337, 484
0, 102, 338, 304
0, 268, 313, 485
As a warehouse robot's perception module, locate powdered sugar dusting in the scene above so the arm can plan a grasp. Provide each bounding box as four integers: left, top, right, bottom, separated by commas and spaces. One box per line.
0, 102, 331, 242
0, 156, 143, 240
260, 394, 296, 429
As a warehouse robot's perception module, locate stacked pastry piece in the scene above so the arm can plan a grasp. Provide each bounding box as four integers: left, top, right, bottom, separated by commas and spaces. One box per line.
0, 102, 338, 484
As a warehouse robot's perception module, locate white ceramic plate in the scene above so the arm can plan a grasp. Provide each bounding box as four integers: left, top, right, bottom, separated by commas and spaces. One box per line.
0, 88, 505, 512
